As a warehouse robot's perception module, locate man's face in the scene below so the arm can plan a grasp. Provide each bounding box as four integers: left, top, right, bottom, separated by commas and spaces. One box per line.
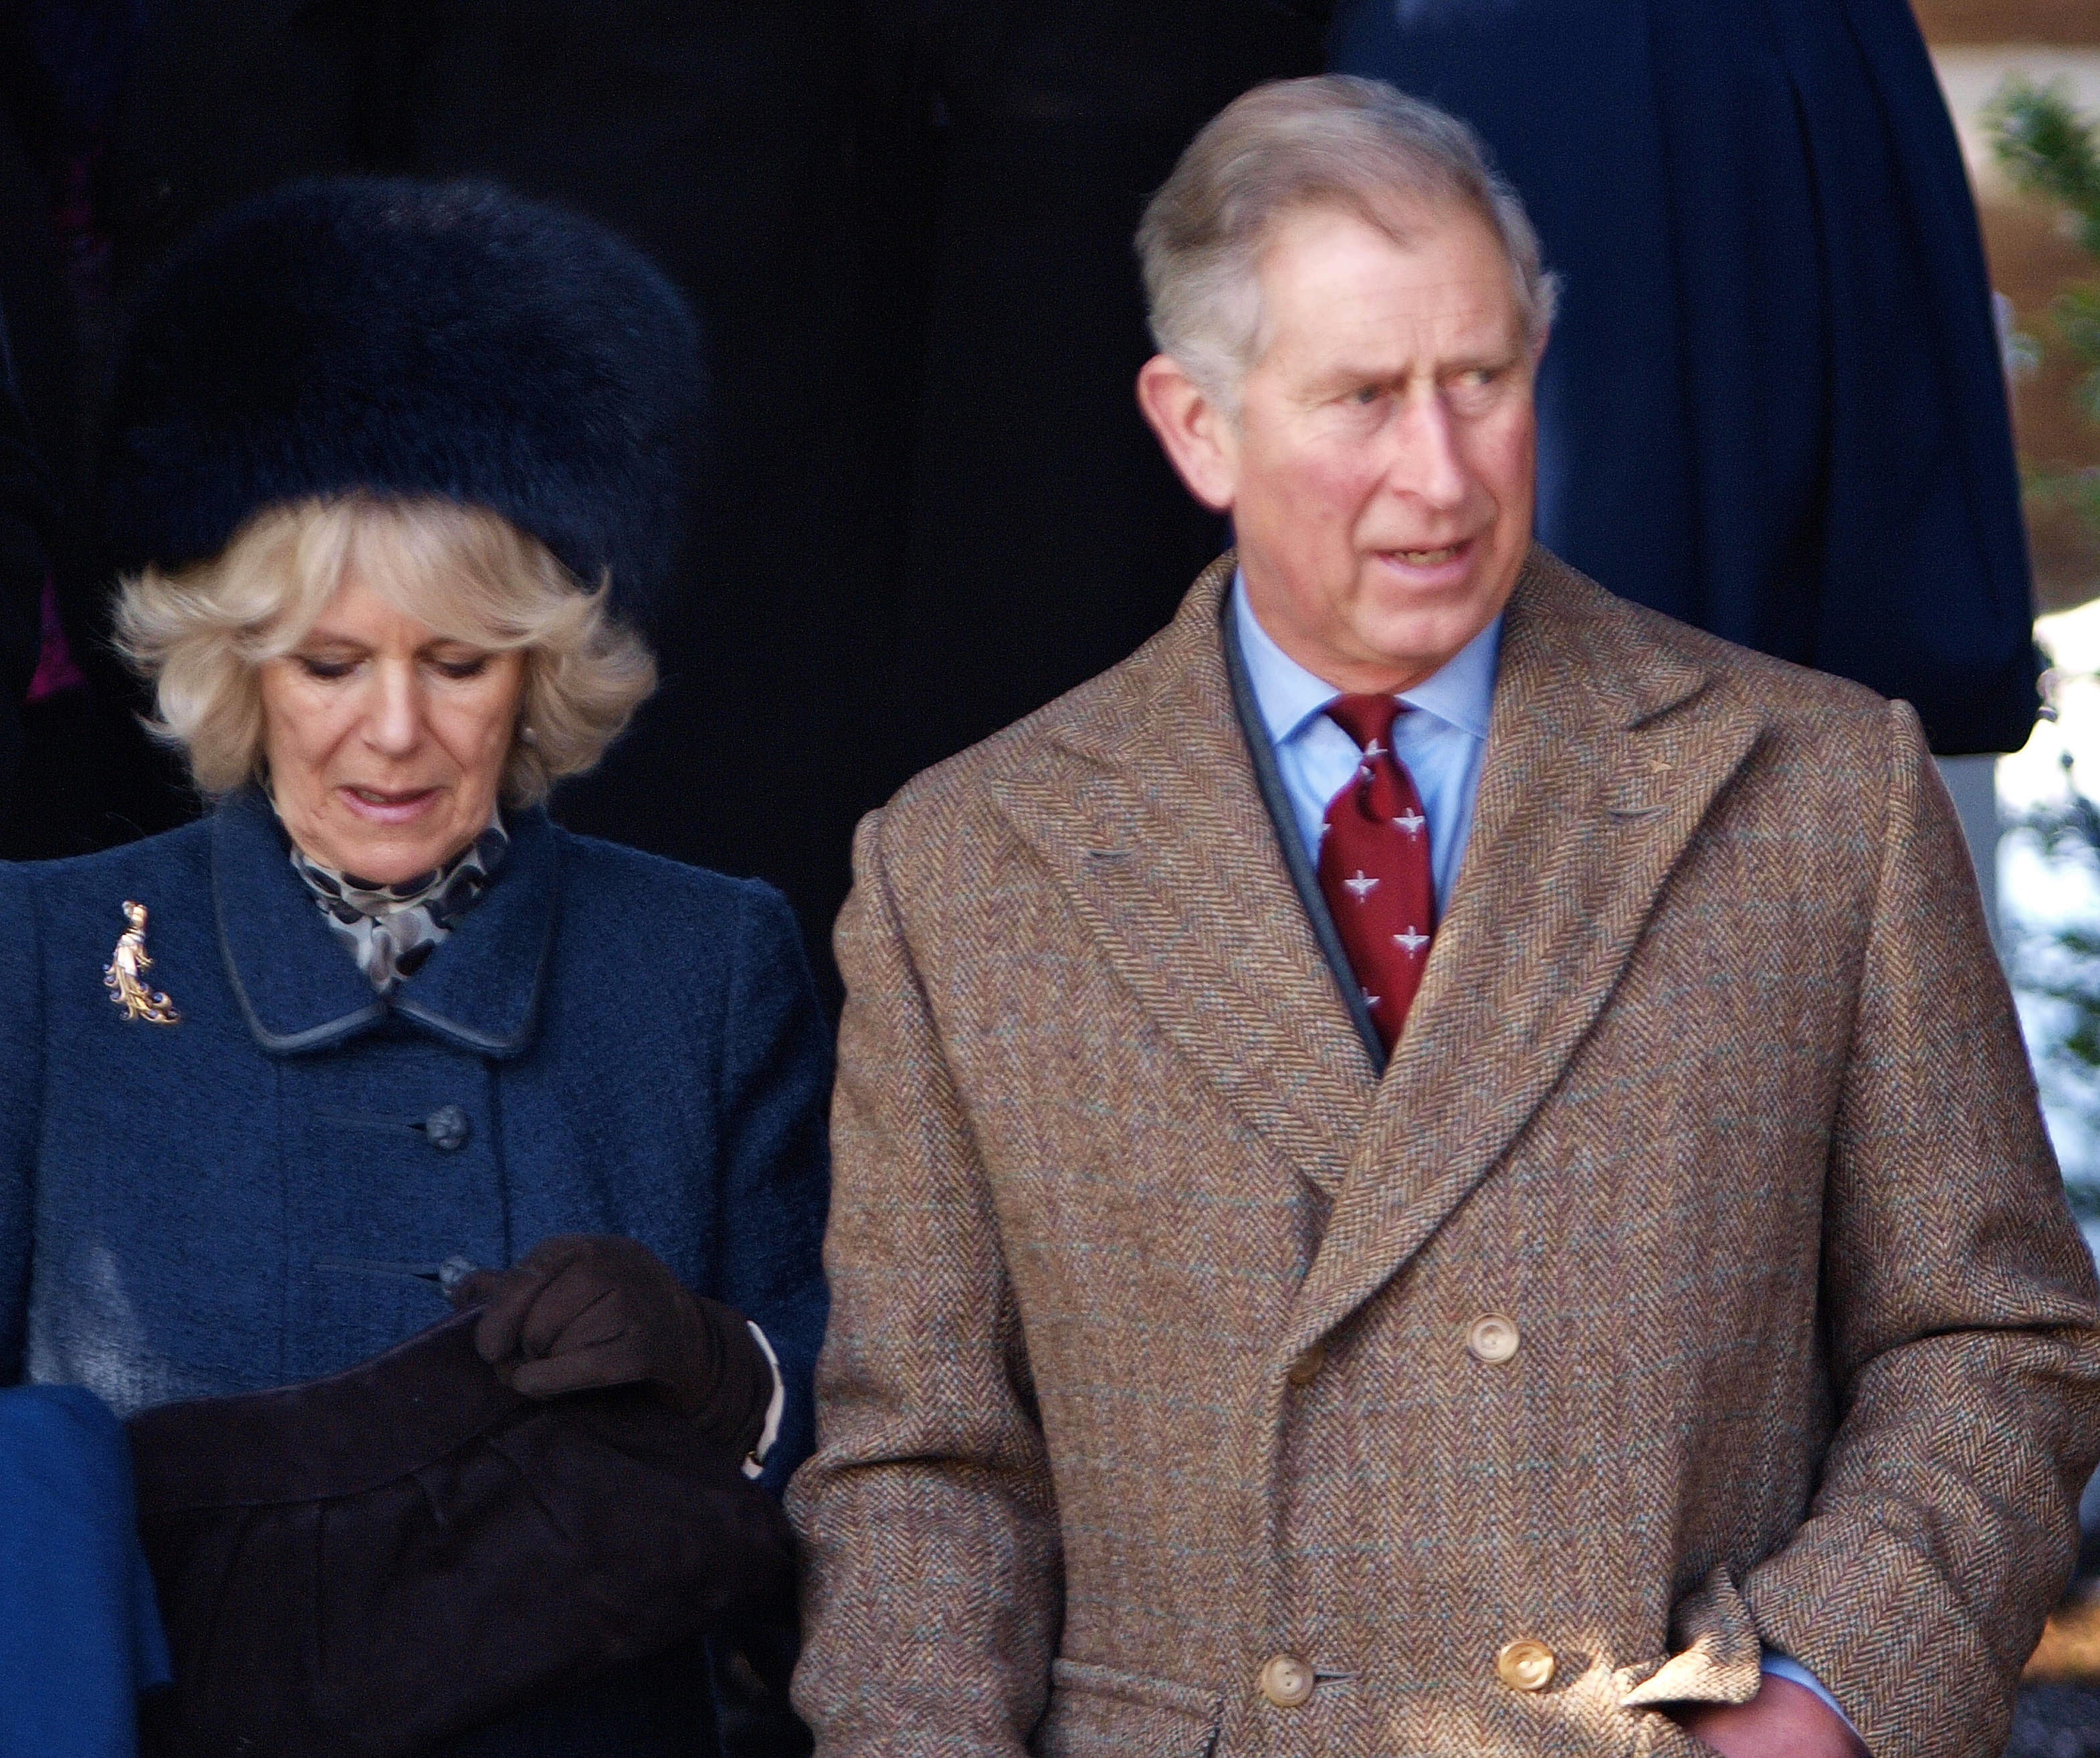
1188, 203, 1539, 694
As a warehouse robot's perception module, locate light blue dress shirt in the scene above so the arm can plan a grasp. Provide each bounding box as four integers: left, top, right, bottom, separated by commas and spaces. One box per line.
1230, 571, 1496, 915
1229, 573, 1859, 1741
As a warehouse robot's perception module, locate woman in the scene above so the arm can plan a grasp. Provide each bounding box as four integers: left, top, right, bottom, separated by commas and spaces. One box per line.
0, 179, 830, 1755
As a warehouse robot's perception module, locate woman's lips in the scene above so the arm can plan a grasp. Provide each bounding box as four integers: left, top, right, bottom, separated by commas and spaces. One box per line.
336, 784, 443, 827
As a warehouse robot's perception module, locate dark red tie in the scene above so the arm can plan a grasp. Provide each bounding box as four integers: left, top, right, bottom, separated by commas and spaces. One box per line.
1318, 694, 1437, 1051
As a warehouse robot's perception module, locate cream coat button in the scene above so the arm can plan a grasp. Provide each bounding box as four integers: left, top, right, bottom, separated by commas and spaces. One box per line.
1259, 1654, 1315, 1708
1495, 1640, 1556, 1692
1286, 1342, 1327, 1386
1466, 1315, 1520, 1364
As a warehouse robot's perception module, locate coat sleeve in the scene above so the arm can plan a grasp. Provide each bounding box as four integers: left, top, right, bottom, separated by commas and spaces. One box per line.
708, 878, 835, 1496
786, 809, 1062, 1758
1741, 699, 2100, 1758
0, 862, 41, 1380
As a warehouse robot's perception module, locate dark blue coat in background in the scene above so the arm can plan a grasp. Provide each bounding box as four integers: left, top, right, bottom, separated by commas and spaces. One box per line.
1331, 0, 2038, 755
0, 787, 833, 1754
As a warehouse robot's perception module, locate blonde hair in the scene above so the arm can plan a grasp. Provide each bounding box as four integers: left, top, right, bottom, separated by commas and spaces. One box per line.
113, 494, 658, 806
1136, 75, 1560, 407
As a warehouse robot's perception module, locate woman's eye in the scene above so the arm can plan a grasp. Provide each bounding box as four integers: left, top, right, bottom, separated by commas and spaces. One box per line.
1354, 385, 1384, 406
296, 655, 355, 681
433, 655, 492, 680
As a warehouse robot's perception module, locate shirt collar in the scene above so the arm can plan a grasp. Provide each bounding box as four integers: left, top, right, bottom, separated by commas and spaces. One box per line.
1229, 569, 1501, 746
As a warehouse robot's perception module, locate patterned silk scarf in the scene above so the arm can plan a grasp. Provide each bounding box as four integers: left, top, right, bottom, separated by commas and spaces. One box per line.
288, 820, 510, 993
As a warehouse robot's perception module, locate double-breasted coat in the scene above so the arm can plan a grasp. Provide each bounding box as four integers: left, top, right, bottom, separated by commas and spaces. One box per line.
789, 550, 2100, 1758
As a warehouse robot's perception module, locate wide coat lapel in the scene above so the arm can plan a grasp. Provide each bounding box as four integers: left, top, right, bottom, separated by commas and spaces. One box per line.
989, 556, 1375, 1196
1281, 550, 1766, 1355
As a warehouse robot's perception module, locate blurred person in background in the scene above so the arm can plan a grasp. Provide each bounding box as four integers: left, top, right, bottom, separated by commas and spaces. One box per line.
854, 0, 1330, 785
1, 0, 200, 861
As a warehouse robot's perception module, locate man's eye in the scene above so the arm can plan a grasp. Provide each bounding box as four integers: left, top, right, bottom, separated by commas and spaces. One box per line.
1354, 386, 1384, 405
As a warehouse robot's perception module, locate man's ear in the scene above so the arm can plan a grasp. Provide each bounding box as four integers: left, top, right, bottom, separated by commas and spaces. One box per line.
1136, 354, 1238, 514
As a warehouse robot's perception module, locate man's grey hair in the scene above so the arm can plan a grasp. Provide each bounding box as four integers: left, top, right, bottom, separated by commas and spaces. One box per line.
1137, 75, 1560, 408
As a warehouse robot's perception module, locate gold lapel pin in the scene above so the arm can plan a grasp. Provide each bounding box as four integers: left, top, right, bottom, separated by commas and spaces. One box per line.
104, 901, 181, 1025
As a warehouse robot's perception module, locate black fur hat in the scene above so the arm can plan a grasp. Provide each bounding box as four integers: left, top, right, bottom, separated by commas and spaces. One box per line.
100, 177, 705, 632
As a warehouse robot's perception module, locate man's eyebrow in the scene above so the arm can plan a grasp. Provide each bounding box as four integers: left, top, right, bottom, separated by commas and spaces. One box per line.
1305, 344, 1520, 394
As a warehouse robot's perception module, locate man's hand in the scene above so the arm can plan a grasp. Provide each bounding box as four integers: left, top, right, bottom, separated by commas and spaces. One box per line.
454, 1235, 766, 1443
1673, 1676, 1866, 1758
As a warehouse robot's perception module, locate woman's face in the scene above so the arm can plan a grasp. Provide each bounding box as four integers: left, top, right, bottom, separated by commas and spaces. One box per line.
259, 568, 526, 885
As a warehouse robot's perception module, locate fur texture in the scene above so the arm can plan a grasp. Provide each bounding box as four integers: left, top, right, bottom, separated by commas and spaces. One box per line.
100, 177, 704, 631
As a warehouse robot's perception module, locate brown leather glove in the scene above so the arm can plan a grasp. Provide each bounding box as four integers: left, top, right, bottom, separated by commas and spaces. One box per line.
453, 1235, 772, 1457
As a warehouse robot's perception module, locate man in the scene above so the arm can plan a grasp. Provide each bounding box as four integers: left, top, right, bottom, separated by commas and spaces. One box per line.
789, 78, 2100, 1758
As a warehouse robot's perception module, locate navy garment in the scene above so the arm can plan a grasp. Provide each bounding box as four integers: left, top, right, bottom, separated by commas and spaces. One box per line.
0, 788, 832, 1754
1330, 0, 2038, 755
0, 1384, 171, 1758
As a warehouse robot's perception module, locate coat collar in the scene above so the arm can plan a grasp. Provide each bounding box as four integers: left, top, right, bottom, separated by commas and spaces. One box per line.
212, 786, 559, 1058
989, 545, 1762, 1338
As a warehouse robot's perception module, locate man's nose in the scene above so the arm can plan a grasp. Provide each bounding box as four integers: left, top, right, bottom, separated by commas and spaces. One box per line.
1385, 392, 1471, 509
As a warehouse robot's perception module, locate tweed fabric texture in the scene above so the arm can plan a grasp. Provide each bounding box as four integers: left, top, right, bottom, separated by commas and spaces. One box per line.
789, 548, 2100, 1758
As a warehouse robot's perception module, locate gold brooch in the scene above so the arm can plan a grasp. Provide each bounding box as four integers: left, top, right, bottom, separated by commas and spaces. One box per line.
104, 901, 181, 1025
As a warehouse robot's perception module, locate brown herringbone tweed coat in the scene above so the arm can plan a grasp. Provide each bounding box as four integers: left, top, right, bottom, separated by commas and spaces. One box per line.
789, 549, 2100, 1758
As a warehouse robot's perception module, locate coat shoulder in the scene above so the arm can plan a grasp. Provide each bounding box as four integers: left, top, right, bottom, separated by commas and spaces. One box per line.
548, 829, 809, 969
552, 827, 778, 912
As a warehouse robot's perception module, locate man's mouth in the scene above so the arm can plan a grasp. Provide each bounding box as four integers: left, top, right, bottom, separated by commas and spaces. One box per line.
1377, 538, 1473, 570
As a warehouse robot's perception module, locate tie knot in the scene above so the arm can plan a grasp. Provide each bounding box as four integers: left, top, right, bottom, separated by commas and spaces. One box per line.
1325, 693, 1402, 752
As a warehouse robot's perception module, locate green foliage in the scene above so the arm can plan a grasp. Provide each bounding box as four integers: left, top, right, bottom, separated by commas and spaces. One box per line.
1988, 78, 2100, 546
1988, 76, 2100, 260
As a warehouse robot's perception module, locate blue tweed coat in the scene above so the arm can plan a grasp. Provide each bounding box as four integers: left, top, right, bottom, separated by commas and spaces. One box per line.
0, 786, 831, 1494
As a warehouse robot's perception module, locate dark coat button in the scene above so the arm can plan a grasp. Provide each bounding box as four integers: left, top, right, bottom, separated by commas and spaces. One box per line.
420, 1105, 471, 1151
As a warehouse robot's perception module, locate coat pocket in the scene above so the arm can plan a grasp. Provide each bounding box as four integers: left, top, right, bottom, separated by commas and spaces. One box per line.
1616, 1564, 1764, 1710
1030, 1658, 1225, 1758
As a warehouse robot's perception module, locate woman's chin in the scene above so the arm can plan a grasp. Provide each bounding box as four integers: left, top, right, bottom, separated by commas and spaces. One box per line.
308, 814, 471, 885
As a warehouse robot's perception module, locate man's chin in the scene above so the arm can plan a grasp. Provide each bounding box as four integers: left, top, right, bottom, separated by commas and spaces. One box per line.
1351, 593, 1497, 674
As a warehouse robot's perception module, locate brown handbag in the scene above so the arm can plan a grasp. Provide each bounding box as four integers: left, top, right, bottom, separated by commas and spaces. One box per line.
127, 1308, 797, 1758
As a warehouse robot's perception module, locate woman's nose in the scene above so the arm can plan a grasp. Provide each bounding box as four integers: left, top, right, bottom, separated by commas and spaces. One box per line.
362, 664, 425, 755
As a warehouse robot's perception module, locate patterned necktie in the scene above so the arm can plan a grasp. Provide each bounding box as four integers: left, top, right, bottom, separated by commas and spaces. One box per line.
1318, 694, 1437, 1051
